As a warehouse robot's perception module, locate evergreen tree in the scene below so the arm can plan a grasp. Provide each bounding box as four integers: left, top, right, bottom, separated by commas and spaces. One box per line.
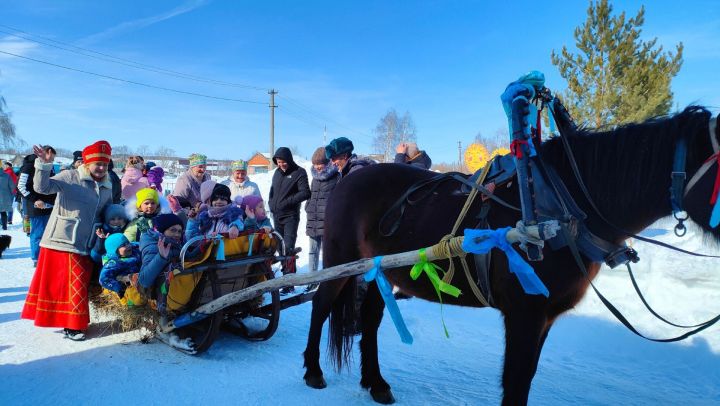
551, 0, 683, 128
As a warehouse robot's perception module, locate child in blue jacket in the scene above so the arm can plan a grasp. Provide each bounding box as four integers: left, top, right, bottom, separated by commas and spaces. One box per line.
99, 233, 141, 297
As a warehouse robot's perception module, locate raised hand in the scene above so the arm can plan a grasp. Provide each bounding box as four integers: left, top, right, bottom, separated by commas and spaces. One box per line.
32, 145, 53, 163
157, 238, 171, 259
245, 206, 255, 219
96, 228, 108, 239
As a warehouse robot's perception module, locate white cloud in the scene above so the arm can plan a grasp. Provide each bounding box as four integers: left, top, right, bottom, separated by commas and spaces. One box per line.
78, 0, 211, 46
0, 36, 38, 59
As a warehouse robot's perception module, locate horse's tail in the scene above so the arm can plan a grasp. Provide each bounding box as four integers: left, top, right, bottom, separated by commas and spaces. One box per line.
327, 275, 357, 371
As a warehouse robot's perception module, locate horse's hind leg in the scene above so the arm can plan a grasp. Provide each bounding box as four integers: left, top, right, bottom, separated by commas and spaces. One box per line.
359, 281, 395, 404
303, 277, 349, 389
501, 309, 552, 406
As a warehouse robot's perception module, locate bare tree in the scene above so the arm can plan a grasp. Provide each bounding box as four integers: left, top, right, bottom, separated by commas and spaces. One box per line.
0, 95, 17, 150
398, 111, 416, 144
134, 145, 150, 158
373, 109, 417, 162
155, 146, 176, 159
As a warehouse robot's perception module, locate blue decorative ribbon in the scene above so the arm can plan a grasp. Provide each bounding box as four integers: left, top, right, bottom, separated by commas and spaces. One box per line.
215, 235, 225, 261
247, 233, 255, 256
364, 256, 413, 344
462, 228, 549, 297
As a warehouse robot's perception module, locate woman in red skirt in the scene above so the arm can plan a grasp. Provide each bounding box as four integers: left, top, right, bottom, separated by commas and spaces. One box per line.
22, 141, 114, 341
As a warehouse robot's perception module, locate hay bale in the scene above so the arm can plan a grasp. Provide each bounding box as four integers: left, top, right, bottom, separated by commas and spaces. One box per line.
90, 291, 159, 337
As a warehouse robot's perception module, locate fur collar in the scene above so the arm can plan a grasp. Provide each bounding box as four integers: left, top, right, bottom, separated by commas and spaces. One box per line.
311, 164, 339, 181
78, 164, 112, 189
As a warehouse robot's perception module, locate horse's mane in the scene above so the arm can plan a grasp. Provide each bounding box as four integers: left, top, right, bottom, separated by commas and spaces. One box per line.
540, 106, 713, 229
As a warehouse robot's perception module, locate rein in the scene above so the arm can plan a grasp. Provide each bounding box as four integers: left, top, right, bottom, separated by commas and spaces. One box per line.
378, 172, 519, 238
552, 111, 720, 341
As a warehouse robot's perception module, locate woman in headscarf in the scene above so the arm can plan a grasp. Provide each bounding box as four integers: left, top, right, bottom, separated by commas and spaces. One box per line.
21, 140, 114, 341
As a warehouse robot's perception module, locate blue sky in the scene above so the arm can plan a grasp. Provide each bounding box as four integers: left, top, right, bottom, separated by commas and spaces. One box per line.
0, 0, 718, 164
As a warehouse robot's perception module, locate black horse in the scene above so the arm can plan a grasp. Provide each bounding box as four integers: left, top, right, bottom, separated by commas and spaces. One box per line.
303, 106, 720, 405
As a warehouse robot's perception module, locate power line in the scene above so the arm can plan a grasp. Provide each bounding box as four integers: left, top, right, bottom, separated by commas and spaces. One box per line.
278, 95, 374, 140
0, 49, 266, 104
0, 24, 267, 91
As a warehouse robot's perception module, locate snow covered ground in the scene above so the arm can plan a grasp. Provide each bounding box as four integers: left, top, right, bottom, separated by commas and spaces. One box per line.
1, 162, 719, 405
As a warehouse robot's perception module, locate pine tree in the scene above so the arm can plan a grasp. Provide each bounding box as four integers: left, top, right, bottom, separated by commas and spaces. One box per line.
551, 0, 683, 128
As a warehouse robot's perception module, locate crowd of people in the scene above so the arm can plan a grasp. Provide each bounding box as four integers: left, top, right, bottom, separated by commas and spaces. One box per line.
11, 137, 431, 343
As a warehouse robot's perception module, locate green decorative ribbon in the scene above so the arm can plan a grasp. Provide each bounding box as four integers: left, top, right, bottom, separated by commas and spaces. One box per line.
410, 248, 462, 337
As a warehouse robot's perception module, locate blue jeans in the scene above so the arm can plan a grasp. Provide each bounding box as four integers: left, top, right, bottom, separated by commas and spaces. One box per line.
308, 236, 322, 273
30, 215, 50, 261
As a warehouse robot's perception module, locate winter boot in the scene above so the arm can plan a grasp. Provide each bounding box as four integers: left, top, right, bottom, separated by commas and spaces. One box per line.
63, 328, 86, 341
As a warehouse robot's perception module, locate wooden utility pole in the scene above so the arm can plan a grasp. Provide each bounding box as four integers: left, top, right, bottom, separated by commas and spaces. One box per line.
457, 141, 462, 171
269, 89, 277, 168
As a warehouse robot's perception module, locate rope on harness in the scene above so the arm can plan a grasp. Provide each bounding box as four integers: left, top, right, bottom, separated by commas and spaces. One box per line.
438, 160, 493, 307
364, 256, 413, 344
410, 248, 461, 337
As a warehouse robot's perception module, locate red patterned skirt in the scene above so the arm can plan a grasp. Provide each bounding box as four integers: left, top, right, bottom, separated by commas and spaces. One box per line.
22, 247, 94, 330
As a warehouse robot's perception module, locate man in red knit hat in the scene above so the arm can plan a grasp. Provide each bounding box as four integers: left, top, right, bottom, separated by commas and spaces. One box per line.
22, 140, 114, 341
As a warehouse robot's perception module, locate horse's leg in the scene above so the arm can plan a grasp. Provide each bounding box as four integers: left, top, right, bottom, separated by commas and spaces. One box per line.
500, 308, 551, 406
303, 277, 349, 389
358, 280, 395, 404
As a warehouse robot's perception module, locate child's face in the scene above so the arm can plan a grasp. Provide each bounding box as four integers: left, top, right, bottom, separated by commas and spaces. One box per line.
254, 202, 266, 217
211, 198, 228, 208
140, 199, 158, 214
108, 216, 126, 228
117, 243, 132, 257
163, 224, 183, 241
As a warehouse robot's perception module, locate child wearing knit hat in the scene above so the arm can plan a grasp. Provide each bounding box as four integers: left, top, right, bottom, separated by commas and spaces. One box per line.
124, 187, 168, 242
98, 233, 141, 298
90, 204, 129, 263
241, 195, 272, 233
185, 180, 244, 240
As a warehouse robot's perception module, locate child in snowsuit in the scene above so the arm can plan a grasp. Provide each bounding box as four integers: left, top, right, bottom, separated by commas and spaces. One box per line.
99, 233, 141, 297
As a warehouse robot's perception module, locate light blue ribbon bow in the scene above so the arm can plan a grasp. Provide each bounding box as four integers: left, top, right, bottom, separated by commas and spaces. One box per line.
462, 228, 549, 297
364, 256, 413, 344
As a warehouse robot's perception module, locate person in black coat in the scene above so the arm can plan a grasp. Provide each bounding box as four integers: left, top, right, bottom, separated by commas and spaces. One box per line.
268, 147, 310, 293
18, 148, 57, 265
304, 147, 340, 292
107, 160, 122, 203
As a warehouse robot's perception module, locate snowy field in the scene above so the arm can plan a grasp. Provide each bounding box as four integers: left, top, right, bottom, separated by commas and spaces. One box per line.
1, 162, 719, 405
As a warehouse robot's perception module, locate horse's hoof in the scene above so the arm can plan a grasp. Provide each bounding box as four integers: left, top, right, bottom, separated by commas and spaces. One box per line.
370, 388, 395, 404
304, 374, 327, 389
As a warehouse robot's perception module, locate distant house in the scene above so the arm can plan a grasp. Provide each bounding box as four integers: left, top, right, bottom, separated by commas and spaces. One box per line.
247, 152, 272, 174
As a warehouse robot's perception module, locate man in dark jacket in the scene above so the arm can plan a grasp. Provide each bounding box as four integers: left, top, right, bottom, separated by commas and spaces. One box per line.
18, 147, 57, 266
268, 147, 310, 294
394, 142, 432, 169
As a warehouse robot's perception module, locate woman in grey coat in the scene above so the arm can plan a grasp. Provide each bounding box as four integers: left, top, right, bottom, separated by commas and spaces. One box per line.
0, 167, 15, 230
22, 141, 113, 341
